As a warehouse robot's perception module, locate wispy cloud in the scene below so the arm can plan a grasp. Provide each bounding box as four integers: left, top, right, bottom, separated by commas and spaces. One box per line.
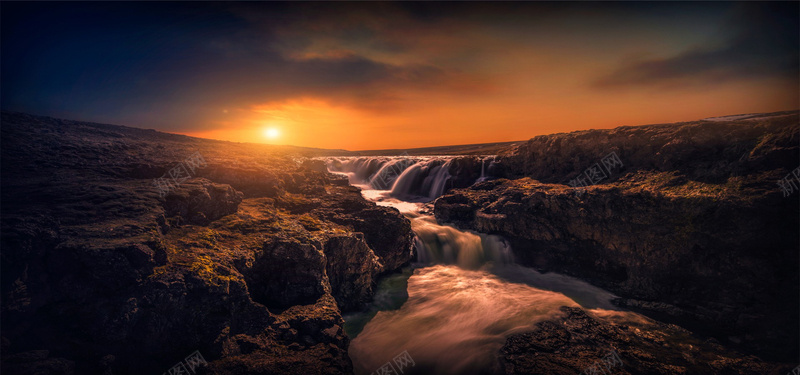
1, 2, 797, 148
593, 2, 798, 89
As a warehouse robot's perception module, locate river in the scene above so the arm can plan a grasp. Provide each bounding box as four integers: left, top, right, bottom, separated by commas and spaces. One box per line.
326, 156, 643, 375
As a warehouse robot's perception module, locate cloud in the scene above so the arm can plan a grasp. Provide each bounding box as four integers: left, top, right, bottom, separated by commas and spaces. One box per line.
2, 1, 795, 147
593, 2, 799, 88
1, 2, 487, 131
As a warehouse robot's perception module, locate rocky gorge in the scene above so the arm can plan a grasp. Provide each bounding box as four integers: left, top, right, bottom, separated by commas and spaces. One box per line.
1, 110, 798, 374
435, 112, 800, 365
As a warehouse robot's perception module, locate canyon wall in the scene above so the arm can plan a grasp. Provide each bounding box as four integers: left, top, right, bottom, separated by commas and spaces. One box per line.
0, 112, 415, 374
435, 112, 800, 361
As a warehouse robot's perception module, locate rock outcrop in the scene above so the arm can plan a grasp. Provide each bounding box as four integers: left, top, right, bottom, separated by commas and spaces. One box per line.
496, 110, 799, 184
500, 307, 793, 375
0, 112, 414, 374
435, 112, 800, 361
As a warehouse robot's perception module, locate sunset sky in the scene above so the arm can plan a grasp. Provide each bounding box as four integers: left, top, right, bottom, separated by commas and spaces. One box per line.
2, 2, 798, 150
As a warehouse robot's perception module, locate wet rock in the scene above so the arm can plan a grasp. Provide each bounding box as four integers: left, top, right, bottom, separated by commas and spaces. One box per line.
332, 205, 414, 272
500, 307, 793, 375
328, 173, 350, 186
0, 112, 416, 374
309, 185, 415, 272
437, 113, 800, 361
324, 235, 383, 311
244, 238, 327, 309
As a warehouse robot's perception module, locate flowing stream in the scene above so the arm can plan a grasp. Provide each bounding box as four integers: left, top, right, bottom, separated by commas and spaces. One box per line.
326, 157, 635, 375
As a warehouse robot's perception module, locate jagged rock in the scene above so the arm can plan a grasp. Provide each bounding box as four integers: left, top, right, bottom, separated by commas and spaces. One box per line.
244, 237, 328, 309
324, 235, 383, 311
445, 156, 484, 189
163, 180, 244, 225
197, 165, 285, 198
500, 307, 792, 375
301, 159, 329, 173
437, 180, 799, 360
2, 350, 75, 375
436, 113, 800, 361
328, 173, 351, 186
497, 111, 799, 184
124, 162, 167, 179
0, 112, 415, 374
325, 204, 414, 272
284, 171, 328, 195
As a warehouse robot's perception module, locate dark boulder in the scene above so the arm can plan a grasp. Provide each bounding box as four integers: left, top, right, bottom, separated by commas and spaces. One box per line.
324, 234, 383, 311
163, 180, 243, 225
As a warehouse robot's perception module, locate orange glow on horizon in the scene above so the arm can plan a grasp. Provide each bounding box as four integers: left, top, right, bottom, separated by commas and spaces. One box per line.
167, 6, 799, 152
178, 76, 797, 151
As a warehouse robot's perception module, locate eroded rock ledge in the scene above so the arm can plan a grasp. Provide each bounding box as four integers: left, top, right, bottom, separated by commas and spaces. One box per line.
435, 113, 800, 362
500, 307, 791, 375
0, 112, 413, 374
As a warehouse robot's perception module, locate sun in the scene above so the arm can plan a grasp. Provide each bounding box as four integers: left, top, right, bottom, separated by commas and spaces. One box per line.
263, 127, 281, 140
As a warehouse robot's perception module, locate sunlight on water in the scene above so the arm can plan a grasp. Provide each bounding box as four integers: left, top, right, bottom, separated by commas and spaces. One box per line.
349, 265, 580, 375
326, 157, 647, 375
412, 215, 514, 269
327, 156, 456, 200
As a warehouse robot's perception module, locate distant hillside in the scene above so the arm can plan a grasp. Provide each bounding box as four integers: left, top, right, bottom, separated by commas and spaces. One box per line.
352, 140, 523, 156
0, 111, 353, 157
0, 111, 527, 157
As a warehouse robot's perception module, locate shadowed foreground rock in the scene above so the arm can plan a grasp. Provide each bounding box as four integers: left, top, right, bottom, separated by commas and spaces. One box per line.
500, 307, 792, 375
0, 112, 413, 374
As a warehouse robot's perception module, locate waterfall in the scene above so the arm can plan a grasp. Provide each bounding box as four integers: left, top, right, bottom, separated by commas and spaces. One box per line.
390, 159, 452, 199
327, 157, 388, 185
325, 155, 510, 269
476, 156, 496, 183
326, 156, 459, 201
333, 156, 628, 375
412, 216, 514, 269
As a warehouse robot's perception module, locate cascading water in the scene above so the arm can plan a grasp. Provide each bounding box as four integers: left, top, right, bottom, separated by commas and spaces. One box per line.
328, 156, 457, 200
411, 215, 513, 269
326, 156, 636, 375
476, 155, 497, 183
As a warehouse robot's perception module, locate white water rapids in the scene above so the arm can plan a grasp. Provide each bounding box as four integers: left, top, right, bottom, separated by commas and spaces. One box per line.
325, 157, 643, 375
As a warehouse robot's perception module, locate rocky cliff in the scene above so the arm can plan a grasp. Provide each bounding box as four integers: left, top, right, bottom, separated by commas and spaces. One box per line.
435, 112, 800, 362
500, 307, 789, 374
0, 112, 414, 374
